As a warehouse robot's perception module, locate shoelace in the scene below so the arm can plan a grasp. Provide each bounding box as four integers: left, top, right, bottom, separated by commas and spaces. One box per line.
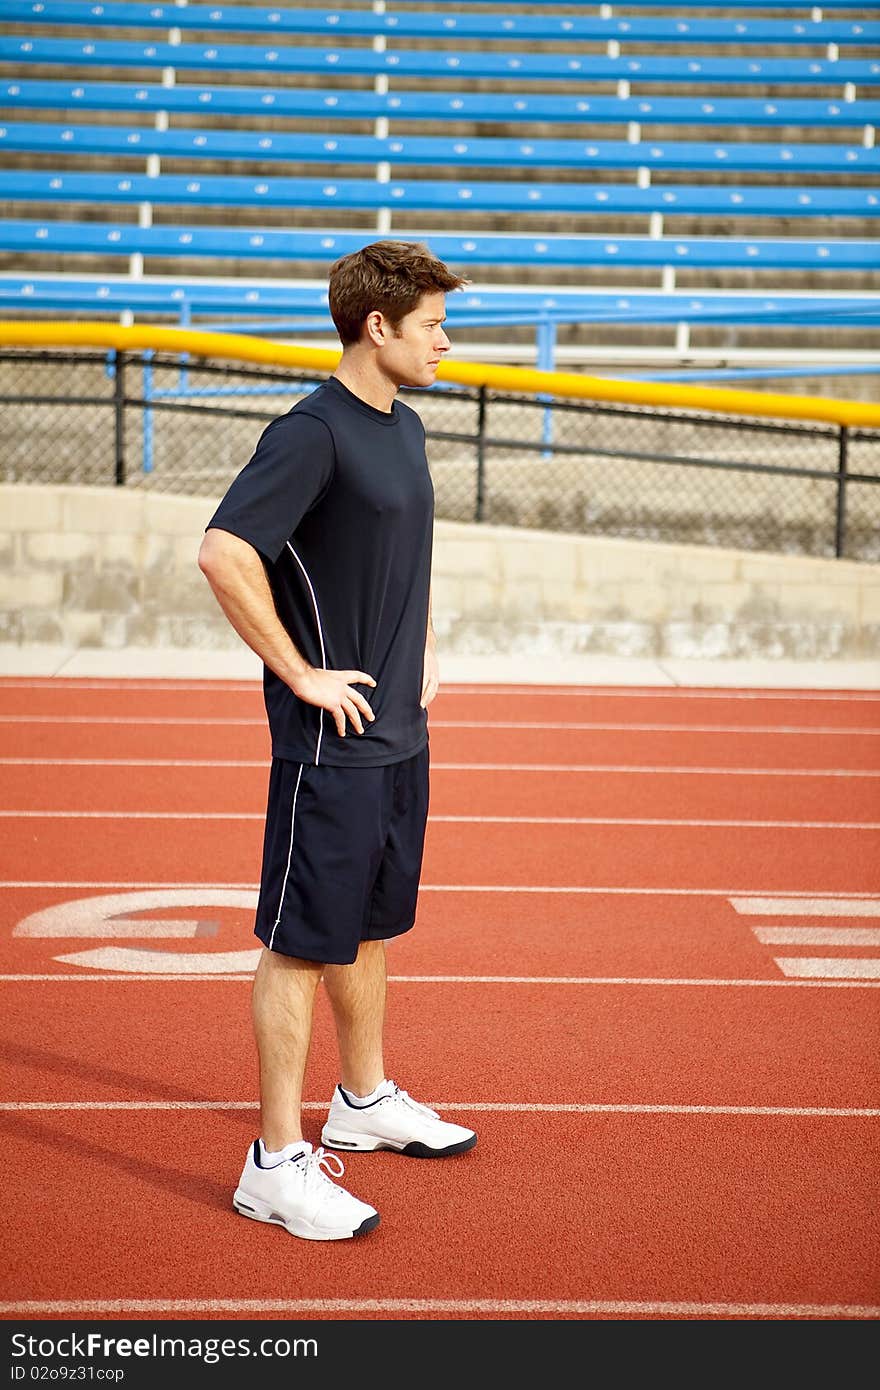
297, 1146, 349, 1201
387, 1084, 440, 1121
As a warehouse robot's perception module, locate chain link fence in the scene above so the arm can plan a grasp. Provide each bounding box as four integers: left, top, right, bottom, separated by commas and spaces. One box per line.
1, 347, 878, 561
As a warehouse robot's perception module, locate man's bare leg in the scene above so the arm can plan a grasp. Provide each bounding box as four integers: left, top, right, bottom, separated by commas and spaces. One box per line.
319, 936, 477, 1159
323, 938, 387, 1097
251, 946, 323, 1150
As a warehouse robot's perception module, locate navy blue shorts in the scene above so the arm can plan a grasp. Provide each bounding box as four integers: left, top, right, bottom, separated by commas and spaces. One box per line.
253, 747, 430, 965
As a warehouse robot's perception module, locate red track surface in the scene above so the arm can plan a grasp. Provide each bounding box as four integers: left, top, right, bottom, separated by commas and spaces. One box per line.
1, 677, 878, 1322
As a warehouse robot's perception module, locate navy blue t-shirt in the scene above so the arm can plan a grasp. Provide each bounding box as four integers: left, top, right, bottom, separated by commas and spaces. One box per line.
206, 376, 434, 767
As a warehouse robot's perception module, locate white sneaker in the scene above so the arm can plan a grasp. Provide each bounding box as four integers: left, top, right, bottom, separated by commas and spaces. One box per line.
321, 1080, 477, 1158
233, 1140, 380, 1241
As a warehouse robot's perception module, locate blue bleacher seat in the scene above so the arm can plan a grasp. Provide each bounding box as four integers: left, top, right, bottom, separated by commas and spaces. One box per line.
4, 168, 877, 220
3, 81, 878, 131
426, 0, 876, 6
0, 0, 878, 356
3, 121, 879, 177
417, 0, 878, 6
2, 222, 877, 273
2, 277, 876, 329
1, 36, 876, 85
3, 2, 878, 47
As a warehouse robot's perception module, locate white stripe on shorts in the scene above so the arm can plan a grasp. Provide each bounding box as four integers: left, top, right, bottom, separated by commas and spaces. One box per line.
268, 762, 304, 952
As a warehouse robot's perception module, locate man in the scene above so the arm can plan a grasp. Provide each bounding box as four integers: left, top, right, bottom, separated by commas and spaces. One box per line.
198, 240, 476, 1242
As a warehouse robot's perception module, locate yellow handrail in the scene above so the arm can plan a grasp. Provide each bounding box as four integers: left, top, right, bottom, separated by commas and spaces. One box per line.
2, 319, 879, 429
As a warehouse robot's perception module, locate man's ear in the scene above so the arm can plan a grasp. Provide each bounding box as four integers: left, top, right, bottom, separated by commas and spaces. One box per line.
364, 310, 386, 346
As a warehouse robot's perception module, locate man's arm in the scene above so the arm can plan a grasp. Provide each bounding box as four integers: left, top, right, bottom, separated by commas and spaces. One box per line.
420, 582, 439, 709
198, 527, 375, 737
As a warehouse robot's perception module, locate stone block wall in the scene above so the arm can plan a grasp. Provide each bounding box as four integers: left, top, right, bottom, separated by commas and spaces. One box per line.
1, 484, 878, 661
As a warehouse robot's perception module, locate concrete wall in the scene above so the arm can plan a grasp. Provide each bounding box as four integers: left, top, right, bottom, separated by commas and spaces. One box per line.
1, 483, 878, 661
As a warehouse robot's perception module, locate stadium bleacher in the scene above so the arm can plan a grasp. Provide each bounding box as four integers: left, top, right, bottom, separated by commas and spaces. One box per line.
0, 0, 878, 375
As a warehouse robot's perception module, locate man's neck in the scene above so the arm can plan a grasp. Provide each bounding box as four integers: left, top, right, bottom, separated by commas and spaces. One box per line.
332, 353, 397, 414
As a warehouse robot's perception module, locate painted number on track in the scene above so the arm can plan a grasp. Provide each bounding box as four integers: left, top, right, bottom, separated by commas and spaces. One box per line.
14, 888, 261, 973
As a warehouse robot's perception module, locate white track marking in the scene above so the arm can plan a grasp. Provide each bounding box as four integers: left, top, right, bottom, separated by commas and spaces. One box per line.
13, 890, 260, 973
443, 686, 880, 703
0, 680, 262, 691
1, 972, 878, 989
774, 957, 880, 979
466, 687, 880, 701
0, 1298, 875, 1318
433, 721, 880, 736
13, 889, 257, 938
2, 757, 877, 777
754, 927, 880, 945
415, 886, 880, 897
433, 763, 880, 777
0, 758, 267, 766
2, 810, 877, 829
1, 758, 268, 767
0, 715, 265, 725
52, 947, 261, 972
433, 816, 879, 828
2, 676, 878, 701
2, 713, 877, 735
2, 1100, 877, 1117
0, 974, 258, 981
3, 882, 879, 897
732, 897, 880, 916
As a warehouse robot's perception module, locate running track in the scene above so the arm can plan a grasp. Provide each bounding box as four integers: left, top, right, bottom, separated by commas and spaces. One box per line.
0, 676, 878, 1322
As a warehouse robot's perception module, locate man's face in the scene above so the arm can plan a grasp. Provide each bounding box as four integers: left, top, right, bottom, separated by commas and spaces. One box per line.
378, 290, 451, 388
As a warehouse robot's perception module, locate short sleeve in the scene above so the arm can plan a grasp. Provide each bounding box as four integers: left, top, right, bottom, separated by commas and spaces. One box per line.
205, 410, 335, 563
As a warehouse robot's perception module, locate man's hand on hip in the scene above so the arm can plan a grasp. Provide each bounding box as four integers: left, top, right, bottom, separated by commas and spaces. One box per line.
292, 668, 376, 737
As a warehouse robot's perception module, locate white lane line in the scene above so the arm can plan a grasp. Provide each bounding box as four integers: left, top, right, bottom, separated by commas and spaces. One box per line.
434, 816, 879, 829
1, 972, 878, 989
437, 764, 880, 777
774, 957, 880, 979
3, 677, 877, 701
439, 686, 880, 703
2, 1100, 877, 1117
1, 758, 267, 767
415, 886, 880, 898
0, 715, 265, 726
0, 680, 260, 691
433, 721, 880, 736
754, 927, 880, 945
732, 897, 880, 916
0, 974, 259, 981
0, 810, 272, 820
2, 810, 877, 830
3, 882, 879, 897
2, 713, 877, 735
1, 757, 877, 777
0, 1298, 875, 1319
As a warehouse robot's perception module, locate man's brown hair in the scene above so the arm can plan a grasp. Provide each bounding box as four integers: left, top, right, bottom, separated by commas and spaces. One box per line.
328, 240, 468, 346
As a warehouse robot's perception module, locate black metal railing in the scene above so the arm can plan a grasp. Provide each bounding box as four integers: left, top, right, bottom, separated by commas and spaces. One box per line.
1, 349, 878, 562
